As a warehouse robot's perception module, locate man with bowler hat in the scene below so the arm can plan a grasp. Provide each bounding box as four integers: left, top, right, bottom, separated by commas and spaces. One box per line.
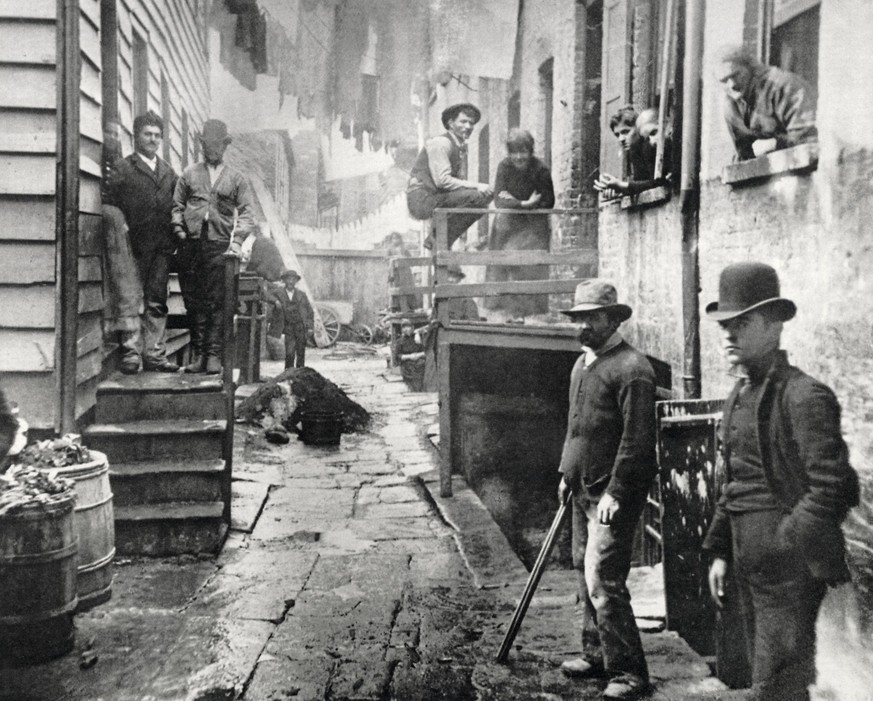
268, 270, 314, 369
172, 119, 254, 374
406, 103, 493, 250
703, 262, 858, 701
557, 280, 657, 700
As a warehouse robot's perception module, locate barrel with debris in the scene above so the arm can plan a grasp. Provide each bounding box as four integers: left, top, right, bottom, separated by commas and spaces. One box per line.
0, 470, 78, 665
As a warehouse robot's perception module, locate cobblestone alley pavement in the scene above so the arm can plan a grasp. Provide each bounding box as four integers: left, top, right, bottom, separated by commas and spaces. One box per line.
0, 349, 742, 701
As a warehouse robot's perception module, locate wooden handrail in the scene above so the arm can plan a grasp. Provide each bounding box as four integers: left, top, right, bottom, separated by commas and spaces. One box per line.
434, 278, 587, 298
222, 253, 240, 389
436, 249, 597, 266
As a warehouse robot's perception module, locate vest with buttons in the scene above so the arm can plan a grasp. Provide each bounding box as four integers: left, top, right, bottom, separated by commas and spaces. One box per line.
408, 133, 463, 193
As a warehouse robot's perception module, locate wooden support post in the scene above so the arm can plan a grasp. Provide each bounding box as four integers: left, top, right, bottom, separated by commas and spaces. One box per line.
438, 337, 452, 498
221, 253, 239, 526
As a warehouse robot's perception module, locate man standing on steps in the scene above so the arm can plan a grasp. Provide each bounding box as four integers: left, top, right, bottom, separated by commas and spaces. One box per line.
406, 103, 493, 250
703, 262, 858, 701
557, 280, 657, 701
172, 119, 254, 374
105, 111, 179, 374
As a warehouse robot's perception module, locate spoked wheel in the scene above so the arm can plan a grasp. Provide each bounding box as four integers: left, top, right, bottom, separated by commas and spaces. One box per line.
354, 324, 374, 345
313, 304, 341, 347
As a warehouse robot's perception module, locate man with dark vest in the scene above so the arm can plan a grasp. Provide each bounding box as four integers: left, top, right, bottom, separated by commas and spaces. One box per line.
105, 110, 179, 374
172, 119, 254, 374
406, 103, 493, 250
703, 262, 858, 701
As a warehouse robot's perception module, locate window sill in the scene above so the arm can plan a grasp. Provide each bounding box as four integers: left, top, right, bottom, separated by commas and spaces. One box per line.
722, 142, 819, 185
620, 185, 672, 210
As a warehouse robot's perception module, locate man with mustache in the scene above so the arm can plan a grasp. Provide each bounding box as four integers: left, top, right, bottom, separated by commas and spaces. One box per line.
703, 262, 858, 700
557, 280, 657, 700
406, 102, 493, 250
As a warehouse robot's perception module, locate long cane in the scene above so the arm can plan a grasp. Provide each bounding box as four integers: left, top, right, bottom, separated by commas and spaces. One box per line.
496, 488, 573, 663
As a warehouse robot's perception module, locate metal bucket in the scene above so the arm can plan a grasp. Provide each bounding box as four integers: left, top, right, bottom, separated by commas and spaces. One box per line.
48, 451, 115, 611
0, 494, 78, 665
299, 410, 343, 446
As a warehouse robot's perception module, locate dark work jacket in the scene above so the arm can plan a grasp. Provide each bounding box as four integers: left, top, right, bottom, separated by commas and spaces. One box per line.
558, 340, 657, 502
246, 237, 285, 282
703, 352, 859, 582
407, 133, 463, 195
269, 287, 314, 336
105, 153, 177, 256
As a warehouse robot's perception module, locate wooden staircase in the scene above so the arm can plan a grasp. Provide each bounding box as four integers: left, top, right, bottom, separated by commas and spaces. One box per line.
83, 373, 232, 556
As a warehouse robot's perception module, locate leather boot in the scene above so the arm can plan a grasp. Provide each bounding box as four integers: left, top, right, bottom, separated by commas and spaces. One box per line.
183, 313, 207, 373
204, 355, 222, 375
202, 309, 224, 375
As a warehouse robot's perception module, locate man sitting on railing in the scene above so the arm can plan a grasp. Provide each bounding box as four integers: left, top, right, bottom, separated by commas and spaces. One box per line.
406, 103, 493, 250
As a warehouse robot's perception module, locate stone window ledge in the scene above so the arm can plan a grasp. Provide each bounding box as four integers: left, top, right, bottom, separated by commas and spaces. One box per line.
620, 185, 672, 210
722, 142, 819, 185
597, 185, 672, 210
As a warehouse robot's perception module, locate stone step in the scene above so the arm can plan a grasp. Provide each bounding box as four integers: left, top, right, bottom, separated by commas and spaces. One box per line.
110, 459, 226, 506
84, 419, 227, 463
114, 502, 227, 556
96, 373, 225, 422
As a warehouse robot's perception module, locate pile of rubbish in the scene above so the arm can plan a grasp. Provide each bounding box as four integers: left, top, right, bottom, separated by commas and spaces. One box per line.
236, 367, 370, 437
0, 465, 75, 516
15, 434, 92, 469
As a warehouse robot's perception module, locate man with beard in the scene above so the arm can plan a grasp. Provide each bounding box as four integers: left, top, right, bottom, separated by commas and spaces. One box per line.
172, 119, 254, 374
406, 103, 493, 250
557, 280, 657, 700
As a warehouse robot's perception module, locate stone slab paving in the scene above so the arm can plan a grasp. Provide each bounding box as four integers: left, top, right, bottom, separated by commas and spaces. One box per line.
1, 350, 745, 701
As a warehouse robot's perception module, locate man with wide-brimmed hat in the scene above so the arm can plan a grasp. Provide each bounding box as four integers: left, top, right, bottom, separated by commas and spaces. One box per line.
172, 118, 255, 374
556, 280, 657, 700
702, 262, 858, 701
406, 103, 493, 250
268, 269, 314, 369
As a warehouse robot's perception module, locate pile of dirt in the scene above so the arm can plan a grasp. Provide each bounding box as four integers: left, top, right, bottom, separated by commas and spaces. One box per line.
236, 367, 370, 434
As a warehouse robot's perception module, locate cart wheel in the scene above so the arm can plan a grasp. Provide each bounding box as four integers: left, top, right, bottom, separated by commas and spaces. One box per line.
354, 324, 374, 345
314, 305, 341, 347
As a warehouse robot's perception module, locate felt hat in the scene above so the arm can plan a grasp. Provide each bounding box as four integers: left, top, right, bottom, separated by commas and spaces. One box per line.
560, 279, 632, 321
705, 262, 796, 321
201, 119, 231, 143
441, 103, 482, 129
280, 269, 301, 282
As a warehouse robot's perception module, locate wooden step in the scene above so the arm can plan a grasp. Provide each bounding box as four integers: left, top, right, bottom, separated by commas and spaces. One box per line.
109, 459, 226, 506
96, 388, 226, 422
114, 502, 227, 556
84, 419, 227, 463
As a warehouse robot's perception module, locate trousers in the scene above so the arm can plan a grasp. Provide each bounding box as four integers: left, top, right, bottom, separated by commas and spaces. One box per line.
283, 325, 307, 368
407, 187, 492, 249
572, 492, 648, 681
134, 247, 171, 365
177, 238, 229, 357
730, 509, 826, 701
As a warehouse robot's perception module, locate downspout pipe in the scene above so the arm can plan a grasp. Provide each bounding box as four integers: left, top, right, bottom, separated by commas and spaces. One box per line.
679, 0, 705, 399
56, 0, 81, 432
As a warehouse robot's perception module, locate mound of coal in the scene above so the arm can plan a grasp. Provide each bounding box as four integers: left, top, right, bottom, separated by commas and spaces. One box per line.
237, 367, 370, 433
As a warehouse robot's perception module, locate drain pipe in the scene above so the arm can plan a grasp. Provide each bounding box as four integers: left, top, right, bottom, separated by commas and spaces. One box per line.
679, 0, 705, 399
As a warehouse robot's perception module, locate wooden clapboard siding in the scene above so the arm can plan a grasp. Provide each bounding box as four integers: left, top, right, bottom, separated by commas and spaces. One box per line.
0, 5, 60, 430
0, 371, 56, 429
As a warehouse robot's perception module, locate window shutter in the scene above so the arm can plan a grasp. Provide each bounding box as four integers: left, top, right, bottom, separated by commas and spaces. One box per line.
600, 0, 632, 179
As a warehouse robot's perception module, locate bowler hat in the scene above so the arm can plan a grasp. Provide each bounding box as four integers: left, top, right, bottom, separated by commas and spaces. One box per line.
201, 119, 231, 143
281, 269, 301, 282
705, 262, 796, 321
560, 279, 632, 321
441, 103, 482, 130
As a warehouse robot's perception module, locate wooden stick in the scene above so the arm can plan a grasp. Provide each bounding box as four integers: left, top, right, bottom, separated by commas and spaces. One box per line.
496, 489, 572, 663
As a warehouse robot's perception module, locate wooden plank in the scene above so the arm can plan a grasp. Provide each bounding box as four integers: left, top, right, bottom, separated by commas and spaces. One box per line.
0, 196, 55, 240
79, 0, 100, 31
0, 132, 56, 153
0, 241, 55, 283
79, 213, 102, 255
0, 328, 55, 370
0, 154, 55, 195
79, 154, 102, 178
80, 99, 103, 143
79, 176, 102, 215
434, 278, 588, 298
0, 21, 56, 64
0, 371, 56, 430
80, 59, 102, 107
79, 9, 102, 70
76, 346, 102, 384
75, 373, 100, 422
0, 1, 55, 20
76, 311, 103, 356
442, 327, 581, 353
0, 109, 56, 135
78, 281, 104, 313
78, 254, 103, 282
390, 256, 432, 267
0, 65, 57, 108
437, 250, 598, 266
297, 249, 389, 259
388, 284, 432, 297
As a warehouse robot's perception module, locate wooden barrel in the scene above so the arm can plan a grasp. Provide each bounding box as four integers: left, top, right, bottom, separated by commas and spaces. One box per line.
50, 451, 115, 611
0, 494, 78, 665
